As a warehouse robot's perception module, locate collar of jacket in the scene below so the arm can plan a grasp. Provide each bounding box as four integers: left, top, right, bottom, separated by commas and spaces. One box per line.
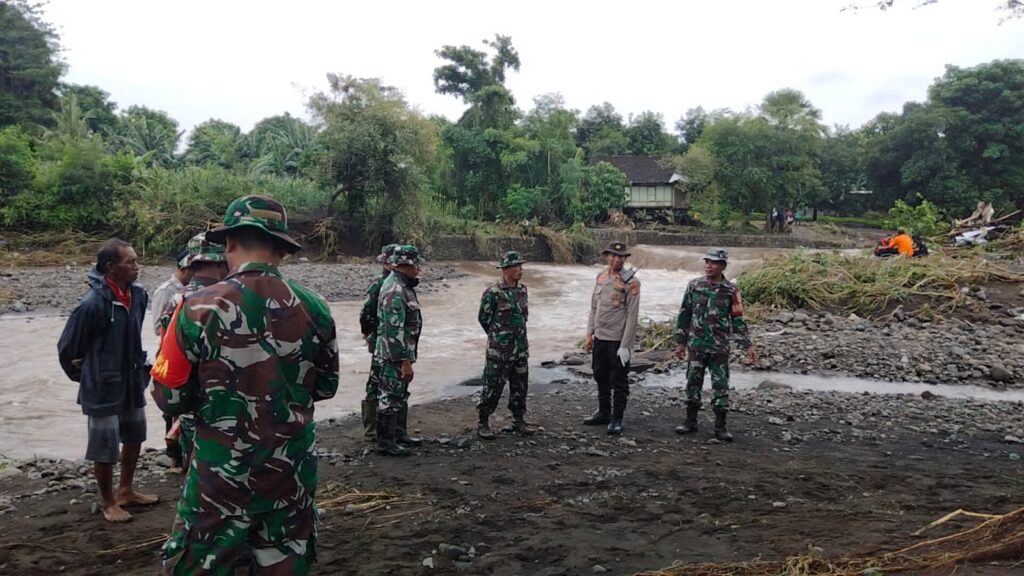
229, 262, 282, 278
86, 266, 145, 303
497, 280, 521, 290
392, 269, 419, 288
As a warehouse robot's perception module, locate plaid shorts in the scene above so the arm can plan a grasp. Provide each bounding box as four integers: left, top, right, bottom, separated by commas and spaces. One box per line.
86, 405, 147, 464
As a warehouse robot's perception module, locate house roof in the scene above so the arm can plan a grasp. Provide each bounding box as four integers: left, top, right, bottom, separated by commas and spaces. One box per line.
591, 155, 679, 186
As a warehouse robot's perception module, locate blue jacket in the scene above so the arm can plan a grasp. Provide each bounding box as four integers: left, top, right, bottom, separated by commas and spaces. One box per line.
57, 267, 149, 416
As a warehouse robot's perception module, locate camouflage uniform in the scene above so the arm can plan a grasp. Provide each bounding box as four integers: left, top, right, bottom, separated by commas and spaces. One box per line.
674, 248, 750, 422
152, 197, 339, 575
374, 247, 422, 415
477, 251, 529, 421
358, 245, 397, 441
156, 233, 227, 469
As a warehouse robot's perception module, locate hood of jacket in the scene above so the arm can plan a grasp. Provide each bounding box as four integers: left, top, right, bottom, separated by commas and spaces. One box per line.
86, 266, 146, 302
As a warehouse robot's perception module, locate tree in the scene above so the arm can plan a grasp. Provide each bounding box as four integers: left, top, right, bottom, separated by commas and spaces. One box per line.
818, 126, 870, 213
308, 74, 438, 242
574, 161, 627, 224
625, 111, 675, 155
182, 119, 242, 168
433, 35, 520, 102
577, 102, 628, 157
0, 1, 64, 129
60, 84, 118, 135
250, 117, 316, 177
0, 126, 35, 204
113, 105, 182, 167
757, 89, 827, 209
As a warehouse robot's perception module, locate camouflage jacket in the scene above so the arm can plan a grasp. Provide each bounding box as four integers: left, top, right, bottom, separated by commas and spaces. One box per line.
375, 271, 422, 363
359, 272, 388, 339
156, 275, 220, 335
674, 276, 751, 354
152, 261, 339, 516
478, 280, 528, 360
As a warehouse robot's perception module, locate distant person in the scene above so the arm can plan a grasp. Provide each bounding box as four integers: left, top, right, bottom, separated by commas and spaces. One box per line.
583, 242, 640, 435
912, 235, 929, 257
358, 244, 397, 442
674, 248, 757, 441
151, 251, 193, 336
374, 245, 425, 456
152, 196, 339, 574
891, 229, 914, 257
785, 208, 794, 227
794, 209, 802, 226
476, 251, 533, 439
57, 238, 158, 523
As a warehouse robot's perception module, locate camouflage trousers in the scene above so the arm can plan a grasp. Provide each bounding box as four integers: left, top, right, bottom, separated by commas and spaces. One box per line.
477, 356, 529, 417
178, 414, 195, 470
377, 360, 410, 415
364, 356, 381, 402
685, 348, 730, 411
161, 501, 316, 575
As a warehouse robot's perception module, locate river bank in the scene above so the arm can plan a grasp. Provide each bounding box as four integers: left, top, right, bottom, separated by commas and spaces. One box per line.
1, 379, 1021, 575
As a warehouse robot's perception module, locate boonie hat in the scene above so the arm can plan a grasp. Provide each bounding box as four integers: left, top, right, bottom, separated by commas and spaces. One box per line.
497, 250, 526, 268
206, 195, 302, 254
704, 248, 729, 263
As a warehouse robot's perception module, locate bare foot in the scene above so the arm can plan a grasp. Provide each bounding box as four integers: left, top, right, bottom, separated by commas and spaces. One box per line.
116, 490, 160, 507
168, 465, 183, 474
102, 503, 133, 523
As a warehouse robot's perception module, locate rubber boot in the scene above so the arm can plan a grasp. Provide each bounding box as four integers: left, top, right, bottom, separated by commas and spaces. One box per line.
477, 412, 496, 440
511, 415, 535, 436
583, 396, 611, 426
395, 405, 422, 447
713, 409, 734, 442
375, 413, 409, 456
607, 398, 626, 435
675, 403, 699, 435
361, 399, 377, 442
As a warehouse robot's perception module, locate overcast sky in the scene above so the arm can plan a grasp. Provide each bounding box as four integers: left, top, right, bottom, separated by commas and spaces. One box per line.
42, 0, 1023, 138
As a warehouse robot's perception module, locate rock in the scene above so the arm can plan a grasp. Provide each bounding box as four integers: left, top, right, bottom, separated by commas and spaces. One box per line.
777, 312, 794, 324
154, 455, 174, 468
757, 380, 793, 392
1004, 435, 1022, 444
1010, 453, 1021, 461
768, 417, 785, 426
628, 357, 656, 374
772, 501, 787, 509
989, 365, 1014, 383
90, 501, 100, 515
920, 391, 936, 400
9, 300, 28, 313
592, 566, 608, 573
561, 355, 585, 366
585, 448, 610, 457
457, 378, 483, 387
793, 311, 811, 323
945, 364, 959, 378
863, 569, 882, 576
422, 557, 434, 568
439, 544, 467, 559
0, 466, 23, 478
975, 289, 988, 301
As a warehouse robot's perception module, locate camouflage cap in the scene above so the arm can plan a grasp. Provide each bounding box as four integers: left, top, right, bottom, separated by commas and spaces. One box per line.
376, 243, 398, 264
496, 250, 526, 268
186, 232, 226, 265
602, 241, 631, 257
389, 245, 422, 267
206, 195, 302, 254
704, 248, 729, 262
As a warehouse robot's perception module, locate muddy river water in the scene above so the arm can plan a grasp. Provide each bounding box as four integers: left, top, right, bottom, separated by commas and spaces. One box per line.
1, 245, 1020, 460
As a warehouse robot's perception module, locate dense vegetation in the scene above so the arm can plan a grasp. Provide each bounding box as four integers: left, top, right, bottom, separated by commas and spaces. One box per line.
1, 1, 1021, 256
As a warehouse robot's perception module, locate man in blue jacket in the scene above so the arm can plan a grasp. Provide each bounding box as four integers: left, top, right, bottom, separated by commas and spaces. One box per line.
57, 238, 159, 522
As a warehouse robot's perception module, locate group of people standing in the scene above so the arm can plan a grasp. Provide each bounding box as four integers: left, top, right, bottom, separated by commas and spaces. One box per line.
56, 193, 757, 574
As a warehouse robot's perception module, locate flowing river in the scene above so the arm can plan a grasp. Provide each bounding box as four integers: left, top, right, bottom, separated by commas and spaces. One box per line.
1, 245, 1020, 460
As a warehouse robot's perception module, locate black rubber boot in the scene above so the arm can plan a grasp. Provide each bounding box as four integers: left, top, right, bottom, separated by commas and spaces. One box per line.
583, 396, 611, 425
396, 406, 422, 447
607, 399, 626, 435
361, 399, 377, 442
477, 412, 496, 440
675, 403, 699, 435
511, 415, 535, 436
375, 413, 409, 456
713, 409, 734, 442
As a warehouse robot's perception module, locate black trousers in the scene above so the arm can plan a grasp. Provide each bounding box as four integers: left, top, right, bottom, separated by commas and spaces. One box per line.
592, 338, 630, 407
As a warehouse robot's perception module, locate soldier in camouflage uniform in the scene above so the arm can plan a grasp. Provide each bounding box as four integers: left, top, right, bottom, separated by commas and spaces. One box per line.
357, 244, 397, 442
476, 251, 534, 440
151, 196, 339, 575
374, 245, 423, 456
673, 248, 757, 441
154, 232, 229, 470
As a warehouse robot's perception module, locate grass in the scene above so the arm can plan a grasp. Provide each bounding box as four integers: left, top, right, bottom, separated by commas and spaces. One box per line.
735, 250, 1024, 320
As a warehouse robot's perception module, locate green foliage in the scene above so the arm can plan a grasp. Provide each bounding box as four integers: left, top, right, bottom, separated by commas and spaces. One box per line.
60, 85, 118, 136
883, 198, 948, 237
3, 138, 135, 230
0, 1, 63, 130
182, 119, 242, 168
625, 111, 676, 155
113, 105, 182, 167
0, 126, 35, 202
574, 161, 627, 224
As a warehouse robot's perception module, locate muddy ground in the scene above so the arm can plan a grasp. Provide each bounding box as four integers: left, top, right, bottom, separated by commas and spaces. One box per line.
1, 378, 1022, 576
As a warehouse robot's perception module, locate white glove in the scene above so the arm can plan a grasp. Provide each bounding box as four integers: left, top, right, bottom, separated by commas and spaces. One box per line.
617, 347, 630, 366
